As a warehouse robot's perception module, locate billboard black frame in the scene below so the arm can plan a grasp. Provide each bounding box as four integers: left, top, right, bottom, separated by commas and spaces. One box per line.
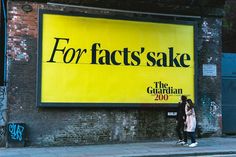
37, 9, 198, 107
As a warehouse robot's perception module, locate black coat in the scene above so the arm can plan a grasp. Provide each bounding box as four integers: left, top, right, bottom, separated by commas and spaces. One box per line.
176, 102, 186, 122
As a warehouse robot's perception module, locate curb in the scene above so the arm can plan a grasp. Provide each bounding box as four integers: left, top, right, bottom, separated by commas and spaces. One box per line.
132, 151, 236, 157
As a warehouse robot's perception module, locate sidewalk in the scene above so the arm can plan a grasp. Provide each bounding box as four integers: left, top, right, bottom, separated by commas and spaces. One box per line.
1, 136, 236, 157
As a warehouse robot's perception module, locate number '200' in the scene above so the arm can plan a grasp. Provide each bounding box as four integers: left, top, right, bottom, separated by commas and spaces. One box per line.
155, 94, 168, 101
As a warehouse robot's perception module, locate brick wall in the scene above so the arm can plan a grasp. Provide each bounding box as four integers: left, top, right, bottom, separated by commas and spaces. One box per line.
6, 0, 222, 146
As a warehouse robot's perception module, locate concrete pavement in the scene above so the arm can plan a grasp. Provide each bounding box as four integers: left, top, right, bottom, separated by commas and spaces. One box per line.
1, 136, 236, 157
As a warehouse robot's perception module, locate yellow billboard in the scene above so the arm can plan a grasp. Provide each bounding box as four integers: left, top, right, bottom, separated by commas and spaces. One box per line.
37, 10, 196, 107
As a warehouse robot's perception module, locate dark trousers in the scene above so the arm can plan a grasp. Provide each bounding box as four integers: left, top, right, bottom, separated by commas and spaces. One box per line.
176, 121, 187, 141
187, 132, 196, 143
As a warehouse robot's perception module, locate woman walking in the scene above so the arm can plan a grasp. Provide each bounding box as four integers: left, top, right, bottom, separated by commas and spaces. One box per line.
185, 99, 198, 147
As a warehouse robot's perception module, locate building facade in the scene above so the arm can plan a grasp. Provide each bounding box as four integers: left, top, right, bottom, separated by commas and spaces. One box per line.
0, 0, 224, 147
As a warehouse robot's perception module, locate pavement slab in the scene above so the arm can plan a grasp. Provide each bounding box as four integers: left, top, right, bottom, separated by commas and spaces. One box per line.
0, 137, 236, 157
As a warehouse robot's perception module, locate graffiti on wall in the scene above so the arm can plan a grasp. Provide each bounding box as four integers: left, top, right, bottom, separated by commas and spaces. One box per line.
8, 123, 25, 142
0, 87, 7, 126
210, 101, 220, 117
202, 19, 221, 43
0, 87, 6, 146
200, 95, 222, 133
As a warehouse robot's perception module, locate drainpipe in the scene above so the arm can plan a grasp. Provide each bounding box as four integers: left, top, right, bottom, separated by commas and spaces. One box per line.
1, 0, 7, 85
0, 0, 7, 147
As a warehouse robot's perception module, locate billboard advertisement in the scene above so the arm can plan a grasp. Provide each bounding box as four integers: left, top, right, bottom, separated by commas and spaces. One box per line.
37, 10, 196, 107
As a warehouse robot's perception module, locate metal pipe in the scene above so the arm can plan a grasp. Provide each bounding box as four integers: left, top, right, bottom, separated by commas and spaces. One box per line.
1, 0, 7, 85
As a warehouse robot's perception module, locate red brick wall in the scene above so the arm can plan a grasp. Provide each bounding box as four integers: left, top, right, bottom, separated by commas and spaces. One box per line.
7, 1, 38, 61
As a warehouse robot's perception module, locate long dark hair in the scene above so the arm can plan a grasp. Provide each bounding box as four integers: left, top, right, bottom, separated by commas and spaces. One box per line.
187, 99, 194, 109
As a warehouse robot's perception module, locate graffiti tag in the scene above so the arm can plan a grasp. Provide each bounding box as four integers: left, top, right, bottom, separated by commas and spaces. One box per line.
210, 101, 220, 116
8, 123, 25, 141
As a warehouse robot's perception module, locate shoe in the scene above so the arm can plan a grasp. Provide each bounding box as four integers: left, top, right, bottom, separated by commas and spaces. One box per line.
179, 141, 185, 145
176, 140, 184, 145
183, 142, 189, 146
189, 142, 198, 147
